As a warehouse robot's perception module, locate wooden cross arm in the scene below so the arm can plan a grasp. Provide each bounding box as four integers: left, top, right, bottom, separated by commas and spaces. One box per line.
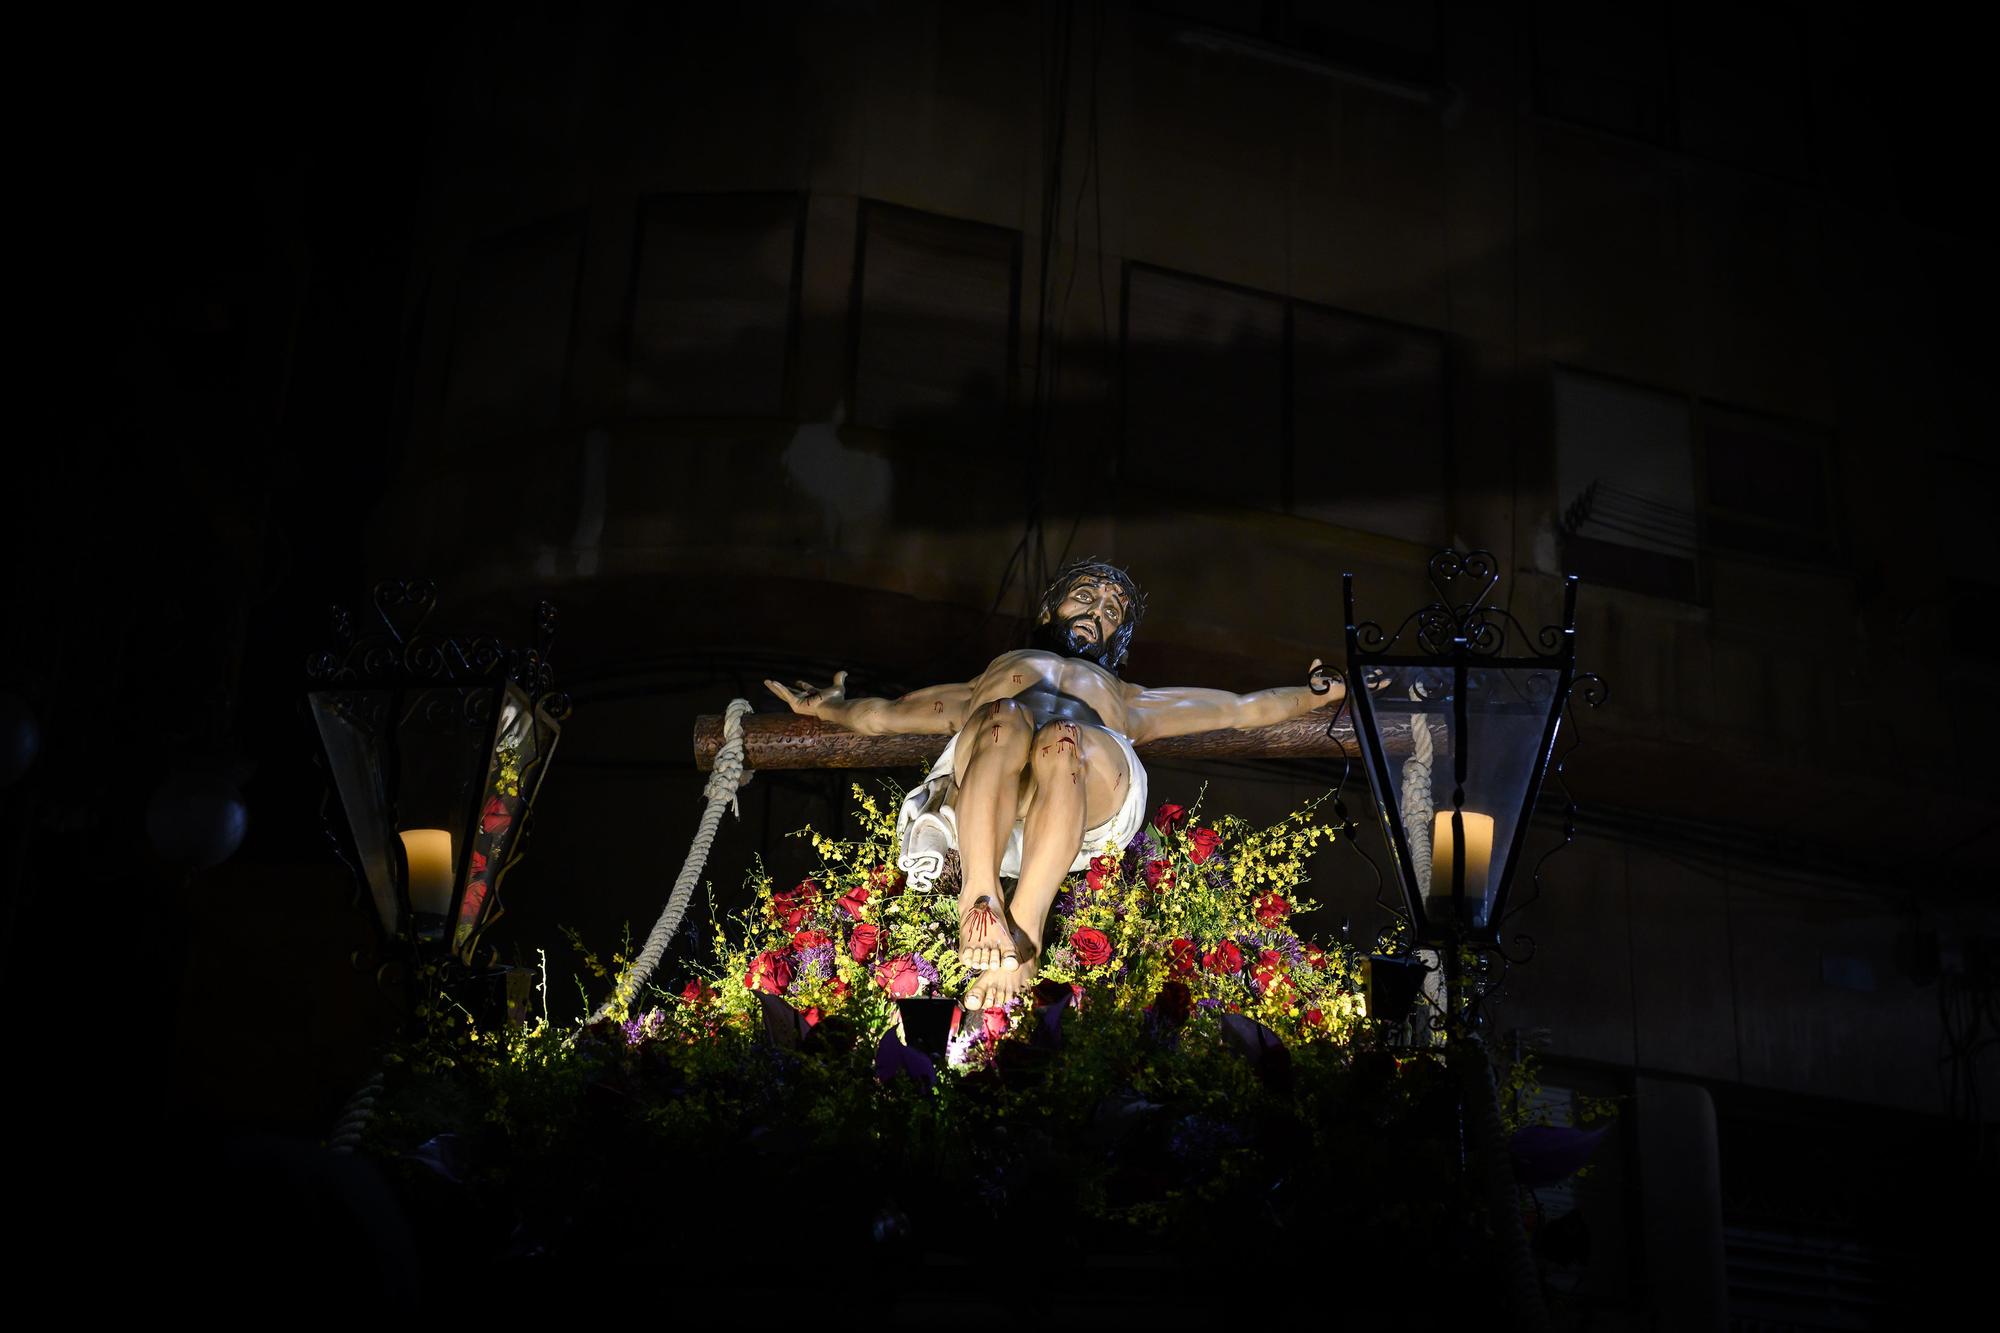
692, 710, 1416, 771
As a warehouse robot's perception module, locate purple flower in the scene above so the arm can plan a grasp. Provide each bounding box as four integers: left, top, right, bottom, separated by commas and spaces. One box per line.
620, 1008, 665, 1045
795, 943, 835, 981
1245, 929, 1307, 967
1052, 890, 1077, 918
912, 954, 940, 985
1125, 828, 1160, 861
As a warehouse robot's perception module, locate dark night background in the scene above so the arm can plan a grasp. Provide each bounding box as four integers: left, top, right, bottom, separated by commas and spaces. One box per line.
10, 1, 1993, 1321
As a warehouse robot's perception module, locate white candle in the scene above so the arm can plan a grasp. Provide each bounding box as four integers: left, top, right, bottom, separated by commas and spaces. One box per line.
400, 828, 456, 916
1429, 810, 1494, 906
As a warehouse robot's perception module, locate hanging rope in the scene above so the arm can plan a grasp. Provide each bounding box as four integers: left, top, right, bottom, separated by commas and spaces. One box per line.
590, 697, 755, 1022
1402, 686, 1437, 897
1399, 687, 1445, 1047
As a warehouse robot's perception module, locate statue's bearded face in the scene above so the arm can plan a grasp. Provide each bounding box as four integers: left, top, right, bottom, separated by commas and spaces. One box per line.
1046, 578, 1131, 664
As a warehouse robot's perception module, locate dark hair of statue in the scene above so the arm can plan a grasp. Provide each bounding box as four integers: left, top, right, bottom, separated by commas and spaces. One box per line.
1031, 560, 1147, 672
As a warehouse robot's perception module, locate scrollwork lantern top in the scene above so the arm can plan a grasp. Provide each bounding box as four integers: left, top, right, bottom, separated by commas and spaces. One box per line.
1351, 549, 1575, 662
306, 578, 571, 721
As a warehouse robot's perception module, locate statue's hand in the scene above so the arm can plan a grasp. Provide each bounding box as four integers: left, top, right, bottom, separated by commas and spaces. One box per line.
765, 671, 848, 721
1305, 657, 1339, 702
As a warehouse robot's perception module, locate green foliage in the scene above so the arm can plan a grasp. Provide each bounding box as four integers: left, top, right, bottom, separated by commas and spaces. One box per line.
358, 784, 1610, 1275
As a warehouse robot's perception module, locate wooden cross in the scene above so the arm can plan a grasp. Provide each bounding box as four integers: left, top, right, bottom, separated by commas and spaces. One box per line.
691, 710, 1418, 772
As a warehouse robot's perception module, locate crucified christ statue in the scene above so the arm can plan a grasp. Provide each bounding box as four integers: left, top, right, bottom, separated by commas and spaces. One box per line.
765, 560, 1344, 1011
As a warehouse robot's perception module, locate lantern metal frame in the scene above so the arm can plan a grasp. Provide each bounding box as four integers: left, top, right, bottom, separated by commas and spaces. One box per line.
306, 579, 571, 1012
1334, 550, 1605, 1038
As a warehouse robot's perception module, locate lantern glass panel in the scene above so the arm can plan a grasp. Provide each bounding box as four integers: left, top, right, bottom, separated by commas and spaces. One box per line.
454, 684, 561, 954
308, 690, 397, 935
1363, 663, 1563, 931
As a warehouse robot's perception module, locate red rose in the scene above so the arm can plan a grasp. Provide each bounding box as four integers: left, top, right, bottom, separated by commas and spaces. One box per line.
980, 1007, 1010, 1043
1203, 940, 1244, 974
771, 879, 819, 929
1085, 855, 1118, 893
1071, 928, 1113, 968
678, 978, 714, 1006
873, 954, 923, 998
802, 1006, 823, 1028
469, 849, 488, 878
1143, 859, 1176, 891
1152, 802, 1188, 832
791, 929, 830, 952
1303, 942, 1328, 970
1154, 980, 1193, 1025
848, 922, 881, 962
1253, 949, 1288, 993
458, 879, 488, 923
1254, 892, 1291, 926
829, 978, 851, 1000
480, 795, 513, 835
1167, 937, 1197, 978
744, 950, 792, 995
868, 864, 905, 897
1306, 1006, 1326, 1027
1187, 827, 1222, 864
836, 885, 871, 920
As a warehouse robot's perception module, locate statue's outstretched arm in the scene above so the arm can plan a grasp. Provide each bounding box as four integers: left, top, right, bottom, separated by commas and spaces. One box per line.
764, 672, 971, 736
1128, 658, 1342, 741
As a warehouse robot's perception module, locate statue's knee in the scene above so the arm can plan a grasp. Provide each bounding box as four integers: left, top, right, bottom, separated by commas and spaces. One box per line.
1030, 722, 1085, 773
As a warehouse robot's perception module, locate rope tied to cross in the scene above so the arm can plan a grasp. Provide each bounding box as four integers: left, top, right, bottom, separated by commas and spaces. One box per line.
589, 697, 756, 1022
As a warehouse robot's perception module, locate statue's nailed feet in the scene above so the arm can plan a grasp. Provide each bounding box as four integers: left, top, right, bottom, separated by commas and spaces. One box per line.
958, 893, 1016, 974
964, 930, 1038, 1011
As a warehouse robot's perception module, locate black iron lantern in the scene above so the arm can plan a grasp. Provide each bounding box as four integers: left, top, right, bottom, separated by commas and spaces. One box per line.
306, 581, 568, 997
1342, 551, 1602, 1031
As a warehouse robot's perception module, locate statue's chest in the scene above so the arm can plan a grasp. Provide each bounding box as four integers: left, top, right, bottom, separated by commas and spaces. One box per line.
988, 654, 1120, 721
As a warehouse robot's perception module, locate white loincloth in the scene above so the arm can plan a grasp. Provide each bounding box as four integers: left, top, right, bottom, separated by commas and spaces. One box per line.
895, 727, 1148, 891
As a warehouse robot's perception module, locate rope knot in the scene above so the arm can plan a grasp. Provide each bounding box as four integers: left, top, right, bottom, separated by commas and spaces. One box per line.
702, 698, 756, 816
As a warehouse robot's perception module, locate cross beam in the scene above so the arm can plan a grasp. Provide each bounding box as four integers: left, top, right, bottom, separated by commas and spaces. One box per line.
691, 710, 1416, 771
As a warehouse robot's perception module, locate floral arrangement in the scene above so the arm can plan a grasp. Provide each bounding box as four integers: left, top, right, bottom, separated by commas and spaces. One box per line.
648, 783, 1369, 1063
360, 783, 1611, 1292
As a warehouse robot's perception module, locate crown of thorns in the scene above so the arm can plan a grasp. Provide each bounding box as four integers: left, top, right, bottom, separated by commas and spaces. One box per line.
1036, 560, 1147, 632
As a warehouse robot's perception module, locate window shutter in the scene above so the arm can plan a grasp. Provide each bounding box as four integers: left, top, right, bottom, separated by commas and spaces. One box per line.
1554, 367, 1701, 600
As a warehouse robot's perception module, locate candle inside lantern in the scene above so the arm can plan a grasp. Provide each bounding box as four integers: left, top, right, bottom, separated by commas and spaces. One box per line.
400, 828, 456, 918
1428, 810, 1494, 918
